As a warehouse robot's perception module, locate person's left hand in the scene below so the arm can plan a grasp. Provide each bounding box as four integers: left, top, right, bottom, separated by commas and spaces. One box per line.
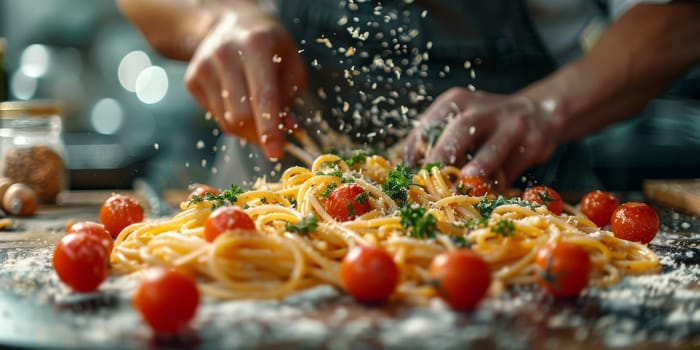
402, 87, 563, 185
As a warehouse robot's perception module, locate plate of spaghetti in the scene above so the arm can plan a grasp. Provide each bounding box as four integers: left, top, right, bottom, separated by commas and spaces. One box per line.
52, 152, 663, 336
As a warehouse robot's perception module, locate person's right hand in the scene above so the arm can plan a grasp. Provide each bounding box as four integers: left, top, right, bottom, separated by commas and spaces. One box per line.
184, 3, 306, 160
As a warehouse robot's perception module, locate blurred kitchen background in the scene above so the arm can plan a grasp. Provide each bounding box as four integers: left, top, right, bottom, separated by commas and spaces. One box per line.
0, 0, 218, 196
1, 0, 699, 195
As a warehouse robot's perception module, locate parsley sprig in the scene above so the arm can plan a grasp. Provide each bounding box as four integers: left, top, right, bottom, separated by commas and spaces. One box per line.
422, 162, 442, 172
491, 219, 516, 237
461, 217, 489, 230
189, 184, 245, 209
474, 196, 536, 217
399, 204, 437, 239
286, 215, 318, 235
320, 183, 338, 198
449, 235, 472, 248
382, 164, 414, 204
345, 151, 367, 167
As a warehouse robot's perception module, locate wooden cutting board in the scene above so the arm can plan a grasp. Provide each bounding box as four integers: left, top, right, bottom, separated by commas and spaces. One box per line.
643, 179, 700, 216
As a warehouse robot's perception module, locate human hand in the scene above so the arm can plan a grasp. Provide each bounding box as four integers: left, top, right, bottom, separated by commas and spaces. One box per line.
184, 4, 306, 160
402, 88, 563, 185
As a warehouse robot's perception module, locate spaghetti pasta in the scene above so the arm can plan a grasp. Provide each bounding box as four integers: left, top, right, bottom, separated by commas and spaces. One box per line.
110, 153, 659, 302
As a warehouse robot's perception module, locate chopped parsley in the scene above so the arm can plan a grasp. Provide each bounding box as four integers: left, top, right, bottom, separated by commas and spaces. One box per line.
355, 192, 369, 204
382, 164, 414, 204
474, 196, 535, 217
346, 203, 356, 218
288, 198, 298, 208
491, 219, 516, 237
449, 235, 472, 248
189, 184, 245, 209
422, 162, 442, 172
321, 160, 341, 168
320, 183, 338, 198
316, 169, 343, 178
399, 204, 437, 239
286, 215, 318, 235
345, 151, 367, 167
461, 217, 489, 230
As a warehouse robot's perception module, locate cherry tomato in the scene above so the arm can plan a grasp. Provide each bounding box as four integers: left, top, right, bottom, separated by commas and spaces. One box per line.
203, 206, 256, 242
53, 232, 109, 292
187, 184, 220, 201
341, 245, 399, 303
429, 250, 491, 310
456, 175, 490, 196
535, 241, 591, 298
579, 190, 619, 227
325, 184, 372, 222
522, 185, 564, 215
133, 267, 200, 335
99, 193, 144, 238
67, 221, 114, 252
610, 202, 659, 244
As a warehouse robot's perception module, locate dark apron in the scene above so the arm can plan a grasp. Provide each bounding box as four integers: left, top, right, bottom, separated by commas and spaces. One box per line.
276, 0, 603, 191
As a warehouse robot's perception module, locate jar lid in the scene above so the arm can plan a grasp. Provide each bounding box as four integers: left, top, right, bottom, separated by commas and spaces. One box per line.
0, 100, 64, 118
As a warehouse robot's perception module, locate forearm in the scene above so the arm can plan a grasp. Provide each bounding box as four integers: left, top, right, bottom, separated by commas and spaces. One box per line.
519, 2, 700, 143
116, 0, 261, 61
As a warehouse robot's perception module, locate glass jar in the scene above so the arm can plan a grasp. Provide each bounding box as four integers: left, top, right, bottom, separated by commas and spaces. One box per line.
0, 100, 67, 203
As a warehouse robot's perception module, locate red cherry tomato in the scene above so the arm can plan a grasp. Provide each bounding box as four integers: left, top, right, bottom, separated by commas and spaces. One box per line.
187, 184, 220, 201
341, 245, 399, 303
522, 186, 564, 215
67, 221, 114, 252
203, 206, 256, 242
456, 175, 490, 196
325, 184, 372, 222
579, 190, 619, 227
133, 267, 200, 335
53, 232, 109, 292
429, 250, 491, 310
610, 202, 659, 244
535, 241, 591, 298
99, 194, 144, 238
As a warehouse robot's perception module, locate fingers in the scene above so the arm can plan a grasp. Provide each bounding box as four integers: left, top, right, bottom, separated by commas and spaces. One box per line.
213, 48, 259, 142
185, 61, 232, 133
460, 117, 525, 179
242, 50, 286, 160
402, 88, 471, 167
502, 130, 556, 184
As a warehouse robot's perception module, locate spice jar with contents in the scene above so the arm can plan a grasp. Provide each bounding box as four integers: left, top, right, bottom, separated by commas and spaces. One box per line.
0, 100, 67, 203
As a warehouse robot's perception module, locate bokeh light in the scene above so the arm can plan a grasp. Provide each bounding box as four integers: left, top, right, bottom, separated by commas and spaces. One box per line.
118, 50, 151, 92
135, 66, 168, 104
90, 98, 124, 134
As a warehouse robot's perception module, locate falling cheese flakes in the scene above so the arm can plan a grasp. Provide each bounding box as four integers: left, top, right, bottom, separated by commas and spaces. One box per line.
316, 37, 333, 49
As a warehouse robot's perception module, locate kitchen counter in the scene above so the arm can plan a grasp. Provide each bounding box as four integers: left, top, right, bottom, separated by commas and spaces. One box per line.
0, 191, 698, 350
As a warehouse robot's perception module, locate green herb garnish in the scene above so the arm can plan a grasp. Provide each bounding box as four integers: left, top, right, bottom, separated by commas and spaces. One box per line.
320, 183, 338, 198
345, 151, 367, 167
492, 219, 516, 237
355, 192, 369, 204
399, 204, 437, 239
382, 164, 414, 204
474, 196, 535, 217
189, 184, 245, 209
423, 162, 442, 172
286, 215, 318, 235
449, 235, 472, 248
461, 217, 489, 230
316, 169, 343, 177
